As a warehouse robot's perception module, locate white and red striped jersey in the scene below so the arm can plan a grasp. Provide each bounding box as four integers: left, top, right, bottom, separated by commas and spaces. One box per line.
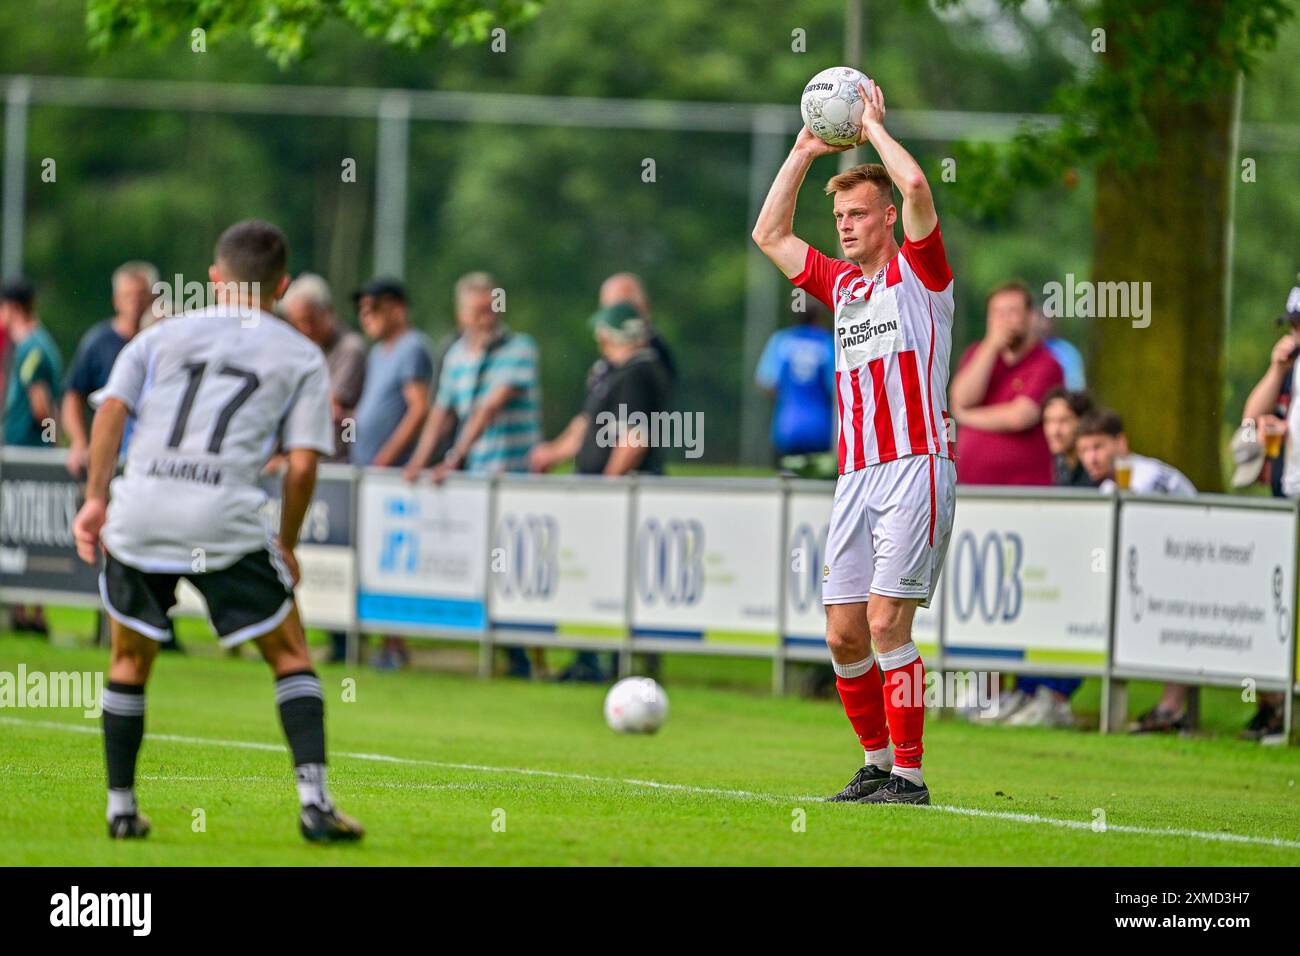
792, 224, 955, 475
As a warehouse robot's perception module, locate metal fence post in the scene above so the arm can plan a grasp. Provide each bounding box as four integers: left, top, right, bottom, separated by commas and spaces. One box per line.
773, 476, 790, 695
479, 474, 497, 680
619, 474, 638, 679
1101, 491, 1123, 734
346, 464, 362, 668
373, 90, 410, 278
2, 76, 31, 279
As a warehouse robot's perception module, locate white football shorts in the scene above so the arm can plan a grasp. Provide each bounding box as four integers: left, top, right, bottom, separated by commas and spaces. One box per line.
822, 454, 956, 608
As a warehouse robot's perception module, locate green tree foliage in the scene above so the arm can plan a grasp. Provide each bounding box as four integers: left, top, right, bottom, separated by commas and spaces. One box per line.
1, 1, 1295, 466
86, 0, 544, 67
939, 0, 1294, 490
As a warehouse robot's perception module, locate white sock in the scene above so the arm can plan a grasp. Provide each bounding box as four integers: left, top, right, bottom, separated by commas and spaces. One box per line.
892, 765, 924, 788
295, 763, 333, 810
865, 747, 893, 770
107, 787, 137, 821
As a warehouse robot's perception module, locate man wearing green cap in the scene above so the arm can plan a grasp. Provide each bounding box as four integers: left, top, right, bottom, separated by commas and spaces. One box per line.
531, 299, 671, 682
530, 301, 671, 476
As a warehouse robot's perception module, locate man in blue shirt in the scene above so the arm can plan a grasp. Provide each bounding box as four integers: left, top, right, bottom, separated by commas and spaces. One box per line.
349, 278, 433, 468
62, 262, 159, 478
755, 298, 836, 461
349, 278, 434, 671
1035, 306, 1086, 390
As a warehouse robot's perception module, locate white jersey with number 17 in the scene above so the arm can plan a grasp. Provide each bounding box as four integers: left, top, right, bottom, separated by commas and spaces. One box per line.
91, 306, 334, 573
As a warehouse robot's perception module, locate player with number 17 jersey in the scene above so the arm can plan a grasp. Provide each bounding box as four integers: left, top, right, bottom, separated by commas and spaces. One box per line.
93, 306, 333, 583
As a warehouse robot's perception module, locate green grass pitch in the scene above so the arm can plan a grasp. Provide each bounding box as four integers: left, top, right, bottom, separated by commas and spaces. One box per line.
1, 624, 1298, 866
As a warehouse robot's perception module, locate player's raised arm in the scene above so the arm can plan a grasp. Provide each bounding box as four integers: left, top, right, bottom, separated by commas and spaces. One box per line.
751, 128, 852, 278
857, 81, 937, 242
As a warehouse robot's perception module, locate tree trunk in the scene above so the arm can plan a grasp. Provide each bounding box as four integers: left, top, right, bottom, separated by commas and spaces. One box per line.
1089, 83, 1237, 493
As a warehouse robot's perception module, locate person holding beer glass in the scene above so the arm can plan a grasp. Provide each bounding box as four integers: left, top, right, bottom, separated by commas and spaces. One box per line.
1234, 282, 1300, 741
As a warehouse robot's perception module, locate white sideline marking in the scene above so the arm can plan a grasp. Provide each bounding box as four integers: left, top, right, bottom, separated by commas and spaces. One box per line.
4, 715, 1299, 851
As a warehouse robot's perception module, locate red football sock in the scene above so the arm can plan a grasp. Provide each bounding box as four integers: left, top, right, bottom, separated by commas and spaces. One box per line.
835, 659, 889, 754
880, 646, 925, 769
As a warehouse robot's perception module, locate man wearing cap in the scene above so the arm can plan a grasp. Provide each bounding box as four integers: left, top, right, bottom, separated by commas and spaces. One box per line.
349, 277, 434, 671
585, 273, 676, 393
349, 277, 433, 469
528, 300, 670, 682
530, 301, 671, 477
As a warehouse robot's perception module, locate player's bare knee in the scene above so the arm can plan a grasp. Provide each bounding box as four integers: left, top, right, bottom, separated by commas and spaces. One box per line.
109, 639, 157, 683
867, 602, 911, 652
826, 623, 870, 660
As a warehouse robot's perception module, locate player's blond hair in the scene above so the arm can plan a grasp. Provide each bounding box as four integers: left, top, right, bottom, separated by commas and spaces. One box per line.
825, 163, 896, 206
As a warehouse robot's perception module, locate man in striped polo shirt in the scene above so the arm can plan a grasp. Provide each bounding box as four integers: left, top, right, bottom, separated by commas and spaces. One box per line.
752, 78, 955, 805
404, 273, 540, 677
405, 271, 540, 480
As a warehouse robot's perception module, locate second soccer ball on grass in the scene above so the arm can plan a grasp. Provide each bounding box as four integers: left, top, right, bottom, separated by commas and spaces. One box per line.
604, 677, 669, 734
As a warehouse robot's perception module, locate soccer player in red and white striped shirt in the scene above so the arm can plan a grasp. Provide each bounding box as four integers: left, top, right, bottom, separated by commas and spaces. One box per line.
752, 79, 955, 804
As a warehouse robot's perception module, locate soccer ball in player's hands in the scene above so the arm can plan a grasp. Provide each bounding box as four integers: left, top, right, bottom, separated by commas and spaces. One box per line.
604, 677, 669, 734
800, 66, 872, 147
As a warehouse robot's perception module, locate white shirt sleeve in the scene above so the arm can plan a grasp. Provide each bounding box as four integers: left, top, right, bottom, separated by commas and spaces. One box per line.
280, 353, 335, 454
89, 333, 150, 413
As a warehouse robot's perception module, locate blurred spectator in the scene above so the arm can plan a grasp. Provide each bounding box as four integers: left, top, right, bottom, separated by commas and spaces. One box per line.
404, 272, 540, 677
588, 273, 676, 391
755, 297, 835, 462
350, 277, 434, 671
1000, 387, 1099, 727
1075, 407, 1196, 734
532, 302, 670, 477
1077, 408, 1195, 495
1, 278, 63, 636
280, 272, 367, 666
531, 302, 670, 684
350, 277, 433, 469
1232, 281, 1300, 742
407, 272, 540, 480
281, 273, 367, 463
1243, 283, 1300, 498
62, 262, 158, 479
2, 279, 62, 448
951, 281, 1064, 485
1034, 306, 1086, 390
1043, 387, 1097, 487
60, 262, 185, 652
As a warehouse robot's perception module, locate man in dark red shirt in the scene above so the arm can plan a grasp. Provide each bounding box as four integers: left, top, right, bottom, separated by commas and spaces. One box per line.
950, 281, 1064, 485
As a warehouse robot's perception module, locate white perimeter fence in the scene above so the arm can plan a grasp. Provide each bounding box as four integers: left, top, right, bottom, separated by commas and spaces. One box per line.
1, 446, 1295, 739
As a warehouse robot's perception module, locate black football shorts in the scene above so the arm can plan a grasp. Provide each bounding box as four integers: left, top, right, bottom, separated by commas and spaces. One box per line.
100, 547, 296, 648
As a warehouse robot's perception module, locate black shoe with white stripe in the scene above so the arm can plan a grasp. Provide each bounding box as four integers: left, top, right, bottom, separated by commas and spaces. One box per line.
108, 812, 151, 839
858, 775, 931, 805
300, 804, 365, 843
827, 764, 892, 802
